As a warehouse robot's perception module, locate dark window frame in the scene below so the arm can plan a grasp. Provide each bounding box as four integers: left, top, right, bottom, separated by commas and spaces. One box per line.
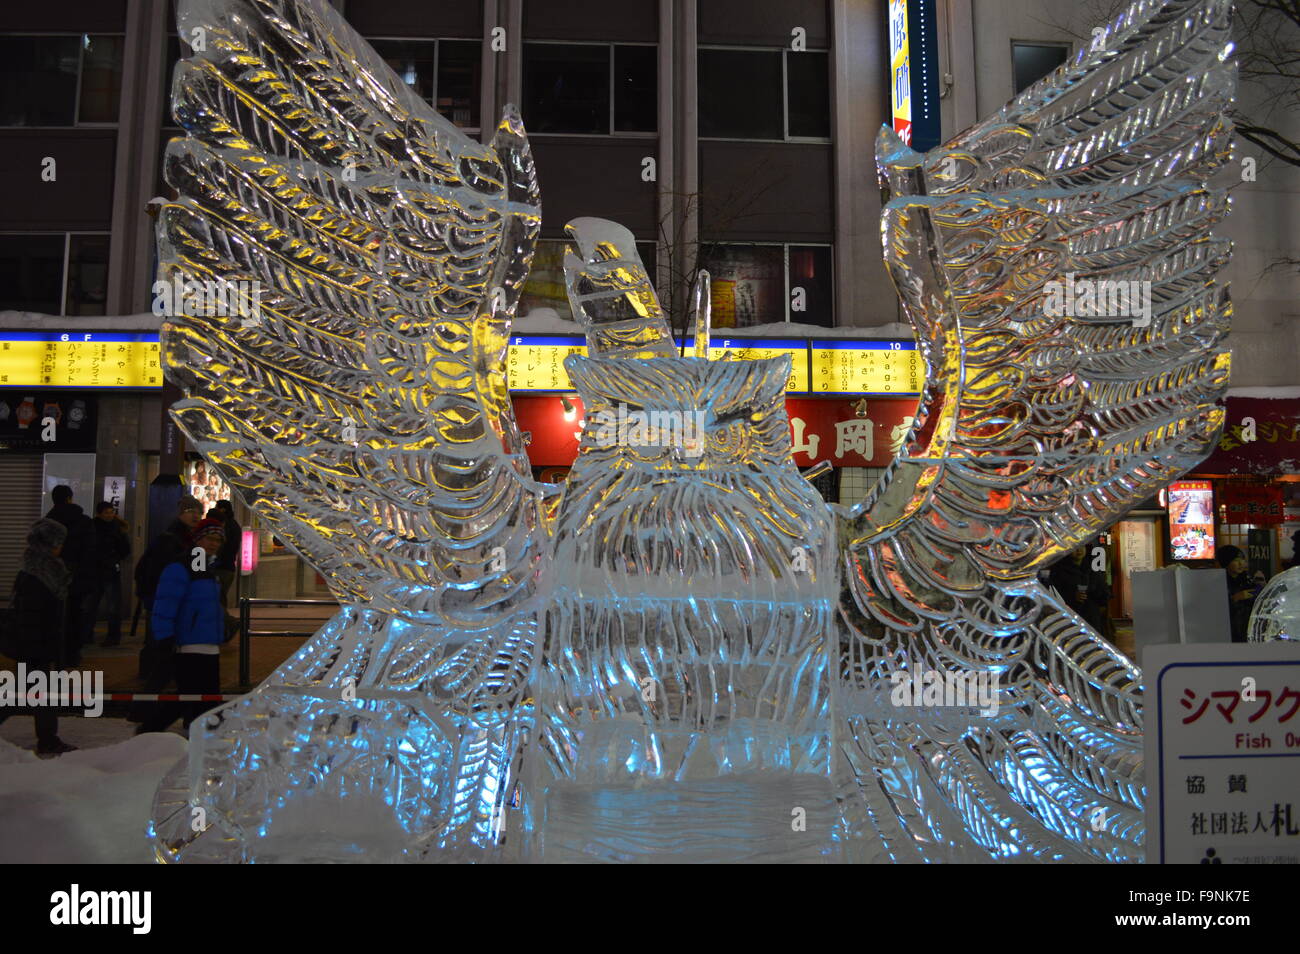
522, 39, 658, 137
0, 231, 113, 316
1010, 40, 1072, 95
365, 35, 484, 133
0, 32, 125, 128
697, 45, 831, 144
696, 240, 834, 327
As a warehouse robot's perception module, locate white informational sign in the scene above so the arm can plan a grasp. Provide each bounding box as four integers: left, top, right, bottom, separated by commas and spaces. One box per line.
1144, 642, 1300, 864
102, 475, 126, 515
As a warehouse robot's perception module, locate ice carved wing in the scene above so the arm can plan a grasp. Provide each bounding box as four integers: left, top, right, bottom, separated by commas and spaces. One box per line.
562, 217, 676, 358
837, 0, 1235, 862
158, 0, 546, 629
856, 0, 1234, 594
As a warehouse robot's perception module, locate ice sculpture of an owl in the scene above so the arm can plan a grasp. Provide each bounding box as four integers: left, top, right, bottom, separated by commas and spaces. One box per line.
147, 0, 1236, 863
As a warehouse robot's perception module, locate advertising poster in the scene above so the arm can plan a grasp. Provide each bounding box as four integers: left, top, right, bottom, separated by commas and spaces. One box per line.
1168, 479, 1216, 560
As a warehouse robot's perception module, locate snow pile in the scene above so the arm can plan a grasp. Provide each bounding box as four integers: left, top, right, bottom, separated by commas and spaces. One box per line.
0, 733, 187, 864
0, 307, 916, 343
515, 310, 916, 341
0, 311, 162, 331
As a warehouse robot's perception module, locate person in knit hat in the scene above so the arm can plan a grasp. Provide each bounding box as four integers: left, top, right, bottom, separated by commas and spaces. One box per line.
0, 518, 76, 755
137, 517, 227, 734
1217, 545, 1259, 643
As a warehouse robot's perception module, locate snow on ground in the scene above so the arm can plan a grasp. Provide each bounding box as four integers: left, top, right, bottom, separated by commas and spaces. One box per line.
0, 311, 162, 331
0, 721, 187, 864
1, 307, 921, 342
1226, 386, 1300, 399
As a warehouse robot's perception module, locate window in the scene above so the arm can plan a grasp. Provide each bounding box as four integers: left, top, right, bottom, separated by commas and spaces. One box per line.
369, 38, 482, 131
1012, 42, 1069, 94
0, 233, 112, 315
697, 243, 833, 328
0, 34, 123, 126
523, 42, 656, 135
65, 235, 110, 316
699, 49, 829, 141
520, 239, 657, 319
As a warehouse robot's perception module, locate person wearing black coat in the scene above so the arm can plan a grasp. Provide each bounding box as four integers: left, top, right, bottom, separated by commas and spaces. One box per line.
1217, 545, 1260, 643
0, 518, 77, 755
1048, 546, 1111, 635
45, 485, 98, 666
90, 500, 131, 646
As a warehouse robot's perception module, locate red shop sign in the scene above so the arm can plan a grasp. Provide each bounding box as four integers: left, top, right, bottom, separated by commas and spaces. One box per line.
1198, 397, 1300, 476
511, 395, 922, 468
1220, 484, 1286, 526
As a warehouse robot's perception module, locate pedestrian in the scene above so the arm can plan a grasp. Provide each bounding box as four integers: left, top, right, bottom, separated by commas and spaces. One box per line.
0, 518, 77, 755
44, 485, 98, 666
1216, 545, 1260, 643
212, 499, 241, 611
91, 501, 131, 646
1048, 545, 1111, 635
133, 495, 203, 691
137, 517, 228, 734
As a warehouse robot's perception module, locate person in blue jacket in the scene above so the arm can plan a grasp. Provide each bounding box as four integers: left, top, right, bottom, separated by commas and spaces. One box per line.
137, 517, 227, 734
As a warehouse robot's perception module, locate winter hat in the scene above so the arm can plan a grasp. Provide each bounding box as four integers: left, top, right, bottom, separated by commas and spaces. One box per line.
192, 517, 227, 543
27, 517, 68, 551
179, 494, 204, 515
22, 518, 70, 598
1216, 545, 1243, 567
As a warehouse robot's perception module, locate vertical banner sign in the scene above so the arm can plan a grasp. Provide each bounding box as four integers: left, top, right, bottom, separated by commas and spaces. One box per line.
1247, 528, 1274, 582
240, 529, 260, 576
1145, 642, 1300, 863
102, 476, 126, 515
159, 380, 185, 476
888, 0, 941, 152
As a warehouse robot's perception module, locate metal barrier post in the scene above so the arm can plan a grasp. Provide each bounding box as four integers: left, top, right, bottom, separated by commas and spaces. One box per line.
239, 597, 251, 690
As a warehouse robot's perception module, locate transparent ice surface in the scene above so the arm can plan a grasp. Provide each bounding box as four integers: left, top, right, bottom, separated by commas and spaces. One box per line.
149, 0, 1237, 863
1248, 567, 1300, 642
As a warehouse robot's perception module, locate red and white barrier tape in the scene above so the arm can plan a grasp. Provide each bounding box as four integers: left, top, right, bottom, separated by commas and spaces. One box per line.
5, 693, 241, 704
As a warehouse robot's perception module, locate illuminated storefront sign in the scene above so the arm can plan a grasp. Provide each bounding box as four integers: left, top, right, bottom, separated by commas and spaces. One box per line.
506, 335, 587, 391
888, 0, 941, 151
709, 337, 808, 392
506, 335, 923, 395
0, 332, 161, 389
240, 529, 260, 576
810, 339, 923, 395
1168, 479, 1216, 561
512, 394, 921, 469
0, 330, 925, 398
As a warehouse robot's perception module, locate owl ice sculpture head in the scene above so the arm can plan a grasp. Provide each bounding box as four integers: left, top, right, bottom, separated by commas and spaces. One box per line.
1249, 567, 1300, 642
151, 0, 1235, 864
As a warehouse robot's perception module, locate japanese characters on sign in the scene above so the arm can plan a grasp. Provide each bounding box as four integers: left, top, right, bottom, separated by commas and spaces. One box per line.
1222, 485, 1286, 526
512, 395, 920, 468
505, 335, 925, 395
1145, 642, 1300, 864
507, 335, 587, 391
887, 0, 941, 151
0, 332, 161, 389
809, 339, 924, 395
